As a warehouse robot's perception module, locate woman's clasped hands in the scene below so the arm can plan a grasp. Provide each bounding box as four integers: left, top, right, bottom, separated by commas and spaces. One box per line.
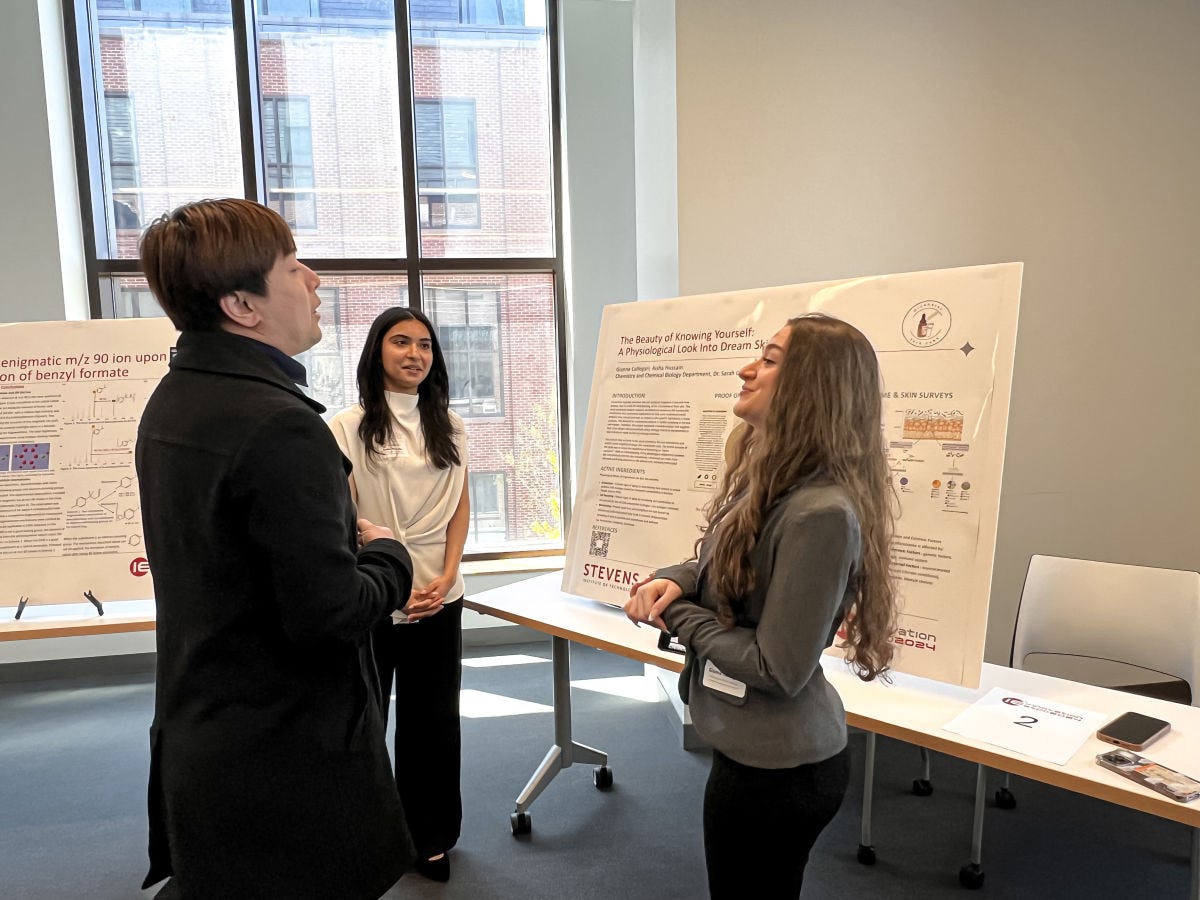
622, 576, 682, 631
401, 583, 446, 623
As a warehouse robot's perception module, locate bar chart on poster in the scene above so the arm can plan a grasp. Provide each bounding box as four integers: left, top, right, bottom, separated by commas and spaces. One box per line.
0, 318, 177, 607
563, 263, 1023, 688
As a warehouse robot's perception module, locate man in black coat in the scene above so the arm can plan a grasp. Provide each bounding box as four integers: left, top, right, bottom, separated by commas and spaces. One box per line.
136, 199, 441, 898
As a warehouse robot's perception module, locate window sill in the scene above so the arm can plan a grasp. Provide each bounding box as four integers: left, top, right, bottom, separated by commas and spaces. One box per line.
461, 554, 564, 577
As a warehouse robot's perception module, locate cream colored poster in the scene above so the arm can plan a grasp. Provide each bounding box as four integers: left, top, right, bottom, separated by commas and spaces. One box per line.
0, 318, 177, 606
563, 263, 1022, 688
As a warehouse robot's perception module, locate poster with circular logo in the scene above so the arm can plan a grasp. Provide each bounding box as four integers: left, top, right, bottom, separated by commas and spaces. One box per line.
903, 300, 952, 348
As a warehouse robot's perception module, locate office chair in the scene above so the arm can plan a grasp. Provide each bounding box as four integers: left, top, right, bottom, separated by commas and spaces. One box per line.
958, 554, 1200, 889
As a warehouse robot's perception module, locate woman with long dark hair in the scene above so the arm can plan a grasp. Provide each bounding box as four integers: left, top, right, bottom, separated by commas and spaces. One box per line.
625, 313, 897, 898
330, 306, 469, 883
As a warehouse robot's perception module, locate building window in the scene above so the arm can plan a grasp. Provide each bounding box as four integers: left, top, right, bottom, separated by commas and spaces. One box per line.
468, 472, 507, 544
412, 0, 526, 26
70, 0, 564, 557
96, 0, 228, 10
415, 100, 480, 229
103, 93, 141, 228
263, 96, 316, 230
260, 0, 319, 15
426, 288, 501, 416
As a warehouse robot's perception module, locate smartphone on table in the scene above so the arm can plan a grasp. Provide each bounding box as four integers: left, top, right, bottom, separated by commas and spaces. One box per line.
1095, 711, 1170, 751
1095, 748, 1200, 803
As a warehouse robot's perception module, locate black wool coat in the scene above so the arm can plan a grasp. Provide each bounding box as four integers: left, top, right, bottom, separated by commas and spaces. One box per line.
136, 330, 415, 899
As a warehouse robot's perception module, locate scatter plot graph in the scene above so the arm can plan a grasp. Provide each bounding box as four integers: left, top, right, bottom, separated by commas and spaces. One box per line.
11, 443, 51, 470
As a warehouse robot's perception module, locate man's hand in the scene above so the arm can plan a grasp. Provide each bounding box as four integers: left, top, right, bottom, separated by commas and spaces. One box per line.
357, 517, 394, 547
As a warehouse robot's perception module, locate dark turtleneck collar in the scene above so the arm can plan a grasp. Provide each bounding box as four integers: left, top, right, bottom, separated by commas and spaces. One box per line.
235, 334, 309, 387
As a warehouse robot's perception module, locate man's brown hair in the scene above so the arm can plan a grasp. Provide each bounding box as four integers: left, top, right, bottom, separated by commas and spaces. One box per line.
139, 199, 296, 332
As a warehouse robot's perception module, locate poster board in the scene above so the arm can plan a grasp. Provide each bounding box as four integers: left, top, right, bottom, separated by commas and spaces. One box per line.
563, 263, 1022, 688
0, 318, 177, 606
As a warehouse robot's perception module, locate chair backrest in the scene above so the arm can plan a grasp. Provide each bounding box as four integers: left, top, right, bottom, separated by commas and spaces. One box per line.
1011, 554, 1200, 707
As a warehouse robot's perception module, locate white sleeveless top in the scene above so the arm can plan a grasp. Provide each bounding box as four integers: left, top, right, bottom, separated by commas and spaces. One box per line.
329, 392, 468, 603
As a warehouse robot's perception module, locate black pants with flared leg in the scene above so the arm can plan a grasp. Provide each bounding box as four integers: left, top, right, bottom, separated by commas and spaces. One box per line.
703, 745, 850, 899
373, 599, 463, 860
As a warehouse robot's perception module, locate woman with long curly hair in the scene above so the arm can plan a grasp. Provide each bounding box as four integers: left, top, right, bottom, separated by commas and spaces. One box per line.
624, 313, 897, 898
329, 306, 469, 883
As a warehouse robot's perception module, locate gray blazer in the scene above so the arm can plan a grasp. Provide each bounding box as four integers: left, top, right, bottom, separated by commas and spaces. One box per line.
658, 479, 860, 769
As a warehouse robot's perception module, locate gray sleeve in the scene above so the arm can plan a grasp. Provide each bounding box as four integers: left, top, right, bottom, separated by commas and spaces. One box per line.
661, 504, 858, 698
653, 560, 700, 598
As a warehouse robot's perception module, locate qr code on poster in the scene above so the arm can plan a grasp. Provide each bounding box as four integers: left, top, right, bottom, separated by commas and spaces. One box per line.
589, 530, 610, 558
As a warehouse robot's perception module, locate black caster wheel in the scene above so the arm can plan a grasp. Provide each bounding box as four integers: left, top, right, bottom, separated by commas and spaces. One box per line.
856, 844, 876, 865
593, 765, 613, 790
958, 863, 985, 889
994, 787, 1016, 809
510, 811, 531, 836
912, 778, 934, 796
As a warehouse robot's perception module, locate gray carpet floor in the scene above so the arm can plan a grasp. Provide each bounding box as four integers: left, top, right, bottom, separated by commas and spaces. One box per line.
0, 640, 1193, 898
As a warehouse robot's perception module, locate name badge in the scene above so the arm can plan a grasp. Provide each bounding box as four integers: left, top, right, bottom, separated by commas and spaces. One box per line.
702, 659, 746, 698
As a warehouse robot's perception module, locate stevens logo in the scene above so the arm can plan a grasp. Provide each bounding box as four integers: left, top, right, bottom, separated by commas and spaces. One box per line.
580, 564, 641, 586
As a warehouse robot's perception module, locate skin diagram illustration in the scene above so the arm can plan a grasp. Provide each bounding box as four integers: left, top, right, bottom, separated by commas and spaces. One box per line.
902, 408, 965, 442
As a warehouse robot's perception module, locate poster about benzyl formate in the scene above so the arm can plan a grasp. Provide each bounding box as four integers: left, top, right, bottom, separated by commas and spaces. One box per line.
563, 263, 1022, 688
0, 317, 177, 605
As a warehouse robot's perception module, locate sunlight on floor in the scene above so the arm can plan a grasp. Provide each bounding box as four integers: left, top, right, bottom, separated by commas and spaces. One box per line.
570, 675, 663, 703
458, 689, 553, 718
461, 654, 550, 669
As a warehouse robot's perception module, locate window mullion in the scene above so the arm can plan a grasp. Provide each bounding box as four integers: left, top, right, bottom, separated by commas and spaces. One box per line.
394, 0, 423, 308
232, 0, 267, 204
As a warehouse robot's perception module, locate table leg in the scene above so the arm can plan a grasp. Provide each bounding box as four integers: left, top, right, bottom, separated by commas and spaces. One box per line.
512, 636, 608, 818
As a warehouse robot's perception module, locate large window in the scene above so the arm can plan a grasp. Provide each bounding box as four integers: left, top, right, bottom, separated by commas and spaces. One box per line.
66, 0, 565, 557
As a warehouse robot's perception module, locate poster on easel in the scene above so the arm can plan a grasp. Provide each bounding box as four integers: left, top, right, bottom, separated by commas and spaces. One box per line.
563, 263, 1022, 688
0, 318, 178, 607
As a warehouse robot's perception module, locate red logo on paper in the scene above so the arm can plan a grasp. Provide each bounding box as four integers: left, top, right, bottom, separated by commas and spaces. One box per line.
130, 557, 150, 577
1001, 697, 1023, 706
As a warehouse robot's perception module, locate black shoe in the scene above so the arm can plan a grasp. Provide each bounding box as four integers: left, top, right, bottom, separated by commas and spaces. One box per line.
414, 854, 450, 882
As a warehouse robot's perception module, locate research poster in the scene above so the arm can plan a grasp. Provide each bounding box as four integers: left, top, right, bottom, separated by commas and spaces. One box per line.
0, 318, 178, 606
563, 263, 1022, 688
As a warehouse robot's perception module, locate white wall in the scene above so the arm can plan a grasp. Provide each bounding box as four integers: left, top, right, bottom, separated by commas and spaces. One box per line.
632, 0, 678, 302
674, 0, 1200, 662
0, 1, 88, 323
561, 0, 641, 472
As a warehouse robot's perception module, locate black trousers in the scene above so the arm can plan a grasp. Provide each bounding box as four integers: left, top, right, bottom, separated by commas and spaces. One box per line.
703, 745, 850, 899
373, 599, 463, 859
